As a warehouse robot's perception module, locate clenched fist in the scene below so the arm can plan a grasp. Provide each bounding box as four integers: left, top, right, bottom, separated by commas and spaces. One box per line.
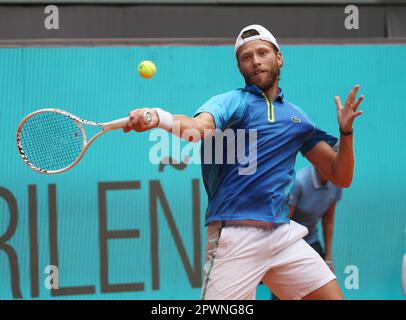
123, 108, 160, 133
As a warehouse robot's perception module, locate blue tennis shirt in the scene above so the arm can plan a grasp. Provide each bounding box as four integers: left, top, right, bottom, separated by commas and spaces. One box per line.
194, 85, 338, 226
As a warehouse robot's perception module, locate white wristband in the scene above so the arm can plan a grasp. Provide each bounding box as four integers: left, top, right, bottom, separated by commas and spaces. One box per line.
153, 108, 173, 131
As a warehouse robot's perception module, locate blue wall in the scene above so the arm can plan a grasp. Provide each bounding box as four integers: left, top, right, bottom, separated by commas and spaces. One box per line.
1, 45, 405, 299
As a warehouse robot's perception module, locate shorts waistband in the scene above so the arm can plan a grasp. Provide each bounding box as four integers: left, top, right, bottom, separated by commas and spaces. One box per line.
210, 220, 277, 230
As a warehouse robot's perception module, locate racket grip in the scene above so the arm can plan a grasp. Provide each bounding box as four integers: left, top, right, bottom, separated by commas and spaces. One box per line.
103, 117, 130, 130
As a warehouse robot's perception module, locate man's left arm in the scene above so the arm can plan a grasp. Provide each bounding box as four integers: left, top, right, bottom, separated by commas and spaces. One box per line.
305, 85, 364, 188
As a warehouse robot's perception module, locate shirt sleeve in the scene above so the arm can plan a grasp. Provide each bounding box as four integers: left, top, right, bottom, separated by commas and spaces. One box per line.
193, 90, 247, 130
288, 180, 302, 207
300, 127, 338, 156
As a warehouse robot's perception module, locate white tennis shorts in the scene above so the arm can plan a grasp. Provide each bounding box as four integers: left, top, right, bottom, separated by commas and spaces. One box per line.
201, 220, 336, 300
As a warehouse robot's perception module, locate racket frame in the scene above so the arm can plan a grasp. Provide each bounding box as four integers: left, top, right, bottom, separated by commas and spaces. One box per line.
16, 108, 128, 174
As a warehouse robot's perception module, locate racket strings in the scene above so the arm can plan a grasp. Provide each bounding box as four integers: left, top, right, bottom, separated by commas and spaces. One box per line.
19, 112, 84, 171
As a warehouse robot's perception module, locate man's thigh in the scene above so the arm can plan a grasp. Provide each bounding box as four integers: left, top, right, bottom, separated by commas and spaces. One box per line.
201, 225, 269, 300
262, 239, 336, 300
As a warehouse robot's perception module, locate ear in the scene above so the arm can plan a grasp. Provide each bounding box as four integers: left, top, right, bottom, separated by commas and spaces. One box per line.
277, 52, 284, 69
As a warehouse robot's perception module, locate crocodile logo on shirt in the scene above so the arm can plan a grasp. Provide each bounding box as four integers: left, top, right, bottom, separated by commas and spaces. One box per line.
291, 116, 301, 123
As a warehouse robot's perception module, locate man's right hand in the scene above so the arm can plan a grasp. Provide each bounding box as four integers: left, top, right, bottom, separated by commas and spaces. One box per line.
123, 108, 160, 133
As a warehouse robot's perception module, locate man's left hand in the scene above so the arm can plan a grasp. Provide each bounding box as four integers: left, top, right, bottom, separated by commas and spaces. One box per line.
334, 84, 364, 133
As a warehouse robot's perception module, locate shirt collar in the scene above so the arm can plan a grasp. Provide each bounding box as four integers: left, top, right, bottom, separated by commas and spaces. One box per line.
242, 85, 284, 102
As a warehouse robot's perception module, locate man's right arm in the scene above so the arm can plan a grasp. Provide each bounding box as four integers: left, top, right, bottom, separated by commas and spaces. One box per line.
123, 108, 216, 141
172, 113, 216, 139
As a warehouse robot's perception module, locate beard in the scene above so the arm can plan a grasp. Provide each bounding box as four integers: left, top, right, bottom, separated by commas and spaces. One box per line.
243, 63, 280, 91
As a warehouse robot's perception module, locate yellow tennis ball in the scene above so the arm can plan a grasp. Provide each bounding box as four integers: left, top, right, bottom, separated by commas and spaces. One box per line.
137, 60, 156, 79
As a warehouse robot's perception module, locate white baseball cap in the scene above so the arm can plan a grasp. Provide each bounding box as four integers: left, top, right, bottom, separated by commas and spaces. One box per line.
234, 24, 280, 55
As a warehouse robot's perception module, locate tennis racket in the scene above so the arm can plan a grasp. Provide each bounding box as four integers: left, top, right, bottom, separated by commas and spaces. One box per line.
16, 108, 140, 174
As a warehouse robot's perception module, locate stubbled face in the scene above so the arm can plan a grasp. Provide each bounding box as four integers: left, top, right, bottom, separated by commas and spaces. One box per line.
237, 40, 283, 91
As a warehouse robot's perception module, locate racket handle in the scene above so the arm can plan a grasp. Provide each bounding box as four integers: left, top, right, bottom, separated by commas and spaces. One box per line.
103, 117, 129, 130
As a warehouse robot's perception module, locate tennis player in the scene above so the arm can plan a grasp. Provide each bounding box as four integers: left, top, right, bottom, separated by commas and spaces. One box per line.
123, 24, 364, 300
